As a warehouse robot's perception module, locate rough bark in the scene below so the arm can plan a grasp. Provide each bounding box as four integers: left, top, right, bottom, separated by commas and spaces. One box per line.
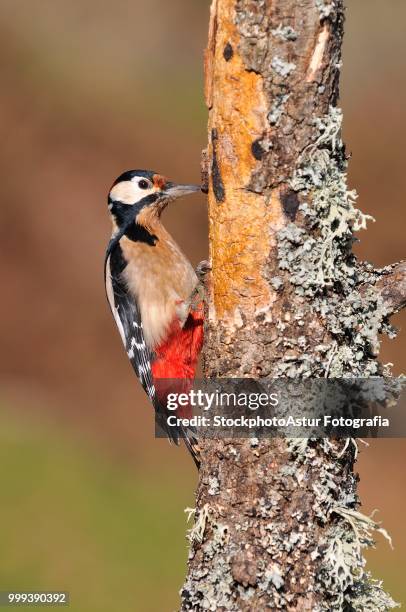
181, 1, 405, 610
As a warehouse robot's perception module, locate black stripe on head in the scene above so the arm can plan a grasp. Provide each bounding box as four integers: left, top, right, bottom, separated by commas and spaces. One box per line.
112, 169, 156, 187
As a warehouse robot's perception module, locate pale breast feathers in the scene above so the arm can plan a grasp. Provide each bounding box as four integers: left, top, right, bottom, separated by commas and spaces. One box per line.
120, 233, 198, 350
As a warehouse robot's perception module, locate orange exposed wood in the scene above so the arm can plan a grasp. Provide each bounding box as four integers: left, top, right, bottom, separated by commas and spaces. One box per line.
205, 0, 283, 323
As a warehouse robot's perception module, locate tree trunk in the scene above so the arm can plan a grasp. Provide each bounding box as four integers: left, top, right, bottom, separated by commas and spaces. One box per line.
181, 1, 405, 610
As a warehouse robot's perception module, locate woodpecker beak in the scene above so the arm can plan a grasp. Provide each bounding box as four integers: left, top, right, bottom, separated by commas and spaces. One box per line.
163, 183, 201, 199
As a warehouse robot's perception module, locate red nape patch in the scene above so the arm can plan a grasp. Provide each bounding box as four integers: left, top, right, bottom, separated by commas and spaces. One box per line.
153, 174, 167, 190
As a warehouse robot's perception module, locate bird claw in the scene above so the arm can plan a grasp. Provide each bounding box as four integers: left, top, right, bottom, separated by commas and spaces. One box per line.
190, 284, 206, 311
190, 261, 211, 310
195, 259, 212, 280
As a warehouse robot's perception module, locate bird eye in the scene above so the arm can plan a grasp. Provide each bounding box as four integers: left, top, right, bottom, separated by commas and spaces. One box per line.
138, 179, 150, 190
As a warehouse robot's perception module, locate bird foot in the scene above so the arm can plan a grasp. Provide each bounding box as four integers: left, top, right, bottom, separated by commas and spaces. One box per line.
195, 259, 212, 280
191, 260, 211, 311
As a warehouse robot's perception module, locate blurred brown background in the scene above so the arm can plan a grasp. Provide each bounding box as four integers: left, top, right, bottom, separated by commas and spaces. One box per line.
0, 1, 404, 610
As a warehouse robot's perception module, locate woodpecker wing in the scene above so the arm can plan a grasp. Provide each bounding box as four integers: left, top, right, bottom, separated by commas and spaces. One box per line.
104, 231, 201, 465
105, 242, 187, 449
105, 244, 156, 403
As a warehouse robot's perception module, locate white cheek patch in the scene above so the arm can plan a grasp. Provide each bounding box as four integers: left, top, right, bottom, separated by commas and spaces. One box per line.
110, 180, 153, 204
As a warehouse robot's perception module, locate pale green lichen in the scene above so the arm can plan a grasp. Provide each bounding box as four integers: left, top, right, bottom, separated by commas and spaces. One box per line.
318, 509, 398, 611
316, 0, 336, 19
332, 507, 393, 550
286, 436, 398, 610
185, 504, 210, 545
271, 24, 298, 42
280, 108, 370, 295
182, 503, 236, 610
268, 93, 291, 126
271, 56, 296, 78
208, 476, 220, 496
259, 566, 285, 590
277, 105, 394, 377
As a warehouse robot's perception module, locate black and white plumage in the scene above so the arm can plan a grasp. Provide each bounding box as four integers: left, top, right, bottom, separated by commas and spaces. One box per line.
105, 242, 155, 401
104, 170, 204, 466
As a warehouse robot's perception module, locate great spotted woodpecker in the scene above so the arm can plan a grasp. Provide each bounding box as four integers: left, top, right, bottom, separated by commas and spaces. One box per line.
104, 170, 205, 467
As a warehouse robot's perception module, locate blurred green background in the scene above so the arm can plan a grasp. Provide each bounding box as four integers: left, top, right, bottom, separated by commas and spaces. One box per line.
0, 1, 405, 610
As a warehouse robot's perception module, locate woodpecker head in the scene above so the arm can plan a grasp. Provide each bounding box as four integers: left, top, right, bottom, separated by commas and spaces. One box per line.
108, 169, 200, 234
